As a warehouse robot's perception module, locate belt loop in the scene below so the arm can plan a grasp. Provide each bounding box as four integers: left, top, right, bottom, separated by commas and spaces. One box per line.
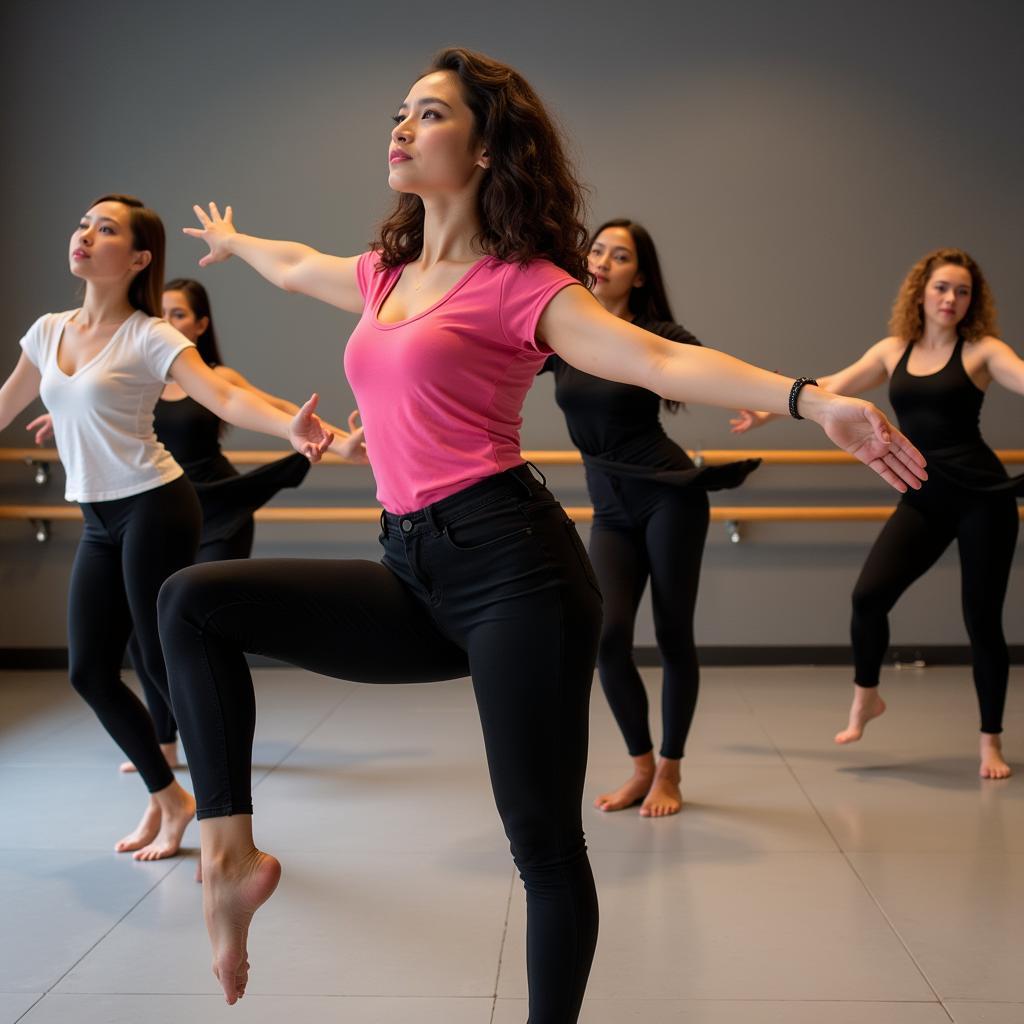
379, 509, 388, 538
523, 460, 547, 489
424, 505, 442, 536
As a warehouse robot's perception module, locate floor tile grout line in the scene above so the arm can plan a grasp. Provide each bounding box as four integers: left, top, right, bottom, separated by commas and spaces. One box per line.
31, 862, 183, 1002
739, 683, 952, 1016
489, 868, 517, 1024
16, 678, 361, 1004
12, 993, 45, 1024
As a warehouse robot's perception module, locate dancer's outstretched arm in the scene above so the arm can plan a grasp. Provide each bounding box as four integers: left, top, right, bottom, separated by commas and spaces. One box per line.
984, 337, 1024, 396
169, 347, 336, 462
183, 203, 363, 313
540, 287, 925, 493
729, 338, 893, 434
0, 355, 42, 432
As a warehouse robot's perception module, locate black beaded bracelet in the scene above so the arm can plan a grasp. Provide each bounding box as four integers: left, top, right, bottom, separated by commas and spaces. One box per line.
788, 377, 818, 420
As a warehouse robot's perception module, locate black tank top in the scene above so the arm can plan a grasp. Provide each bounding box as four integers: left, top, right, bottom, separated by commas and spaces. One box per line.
153, 395, 227, 479
888, 337, 983, 451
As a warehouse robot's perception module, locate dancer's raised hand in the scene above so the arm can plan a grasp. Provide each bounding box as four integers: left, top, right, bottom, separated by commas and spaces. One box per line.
289, 394, 335, 463
183, 202, 238, 267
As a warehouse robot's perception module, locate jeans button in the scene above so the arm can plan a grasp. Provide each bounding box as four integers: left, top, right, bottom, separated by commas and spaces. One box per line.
401, 519, 413, 533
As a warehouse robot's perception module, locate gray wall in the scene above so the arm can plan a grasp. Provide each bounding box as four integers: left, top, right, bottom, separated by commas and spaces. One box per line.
1, 0, 1021, 650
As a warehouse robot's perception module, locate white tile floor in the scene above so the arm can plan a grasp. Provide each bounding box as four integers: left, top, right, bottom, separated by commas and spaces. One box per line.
0, 664, 1021, 1023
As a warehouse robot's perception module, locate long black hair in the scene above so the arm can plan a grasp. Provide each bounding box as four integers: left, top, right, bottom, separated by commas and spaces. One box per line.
590, 218, 681, 411
164, 277, 223, 367
90, 194, 165, 317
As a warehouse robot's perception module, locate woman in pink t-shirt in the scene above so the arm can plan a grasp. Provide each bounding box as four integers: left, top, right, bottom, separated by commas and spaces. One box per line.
159, 48, 926, 1019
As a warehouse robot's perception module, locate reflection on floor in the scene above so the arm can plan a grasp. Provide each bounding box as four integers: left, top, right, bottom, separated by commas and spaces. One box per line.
0, 665, 1021, 1023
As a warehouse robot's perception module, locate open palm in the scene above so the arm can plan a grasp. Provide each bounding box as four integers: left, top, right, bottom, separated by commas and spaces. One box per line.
820, 398, 926, 492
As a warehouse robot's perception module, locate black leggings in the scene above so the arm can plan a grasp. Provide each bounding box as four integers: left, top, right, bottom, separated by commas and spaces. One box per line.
70, 475, 201, 792
851, 483, 1019, 734
129, 517, 255, 743
586, 470, 709, 760
159, 465, 602, 1024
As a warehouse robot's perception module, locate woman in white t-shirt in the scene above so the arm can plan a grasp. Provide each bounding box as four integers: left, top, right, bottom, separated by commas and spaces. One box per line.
0, 194, 361, 861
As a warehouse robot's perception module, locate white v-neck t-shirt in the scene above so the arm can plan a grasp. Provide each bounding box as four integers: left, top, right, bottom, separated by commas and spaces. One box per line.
19, 309, 195, 502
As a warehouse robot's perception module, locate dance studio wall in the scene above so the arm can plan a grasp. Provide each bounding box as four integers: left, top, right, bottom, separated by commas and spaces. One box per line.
1, 0, 1021, 657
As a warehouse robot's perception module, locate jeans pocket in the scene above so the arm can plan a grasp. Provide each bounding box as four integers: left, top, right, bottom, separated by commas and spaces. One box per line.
443, 503, 533, 551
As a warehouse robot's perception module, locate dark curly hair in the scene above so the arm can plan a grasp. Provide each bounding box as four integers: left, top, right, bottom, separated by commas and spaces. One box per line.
374, 48, 590, 283
889, 247, 999, 343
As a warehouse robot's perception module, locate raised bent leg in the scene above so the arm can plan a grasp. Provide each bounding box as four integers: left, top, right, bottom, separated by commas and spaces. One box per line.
843, 500, 953, 744
158, 555, 469, 1003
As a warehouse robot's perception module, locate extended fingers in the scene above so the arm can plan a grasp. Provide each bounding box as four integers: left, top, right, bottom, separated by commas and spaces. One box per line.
889, 433, 927, 473
192, 204, 212, 228
869, 457, 909, 493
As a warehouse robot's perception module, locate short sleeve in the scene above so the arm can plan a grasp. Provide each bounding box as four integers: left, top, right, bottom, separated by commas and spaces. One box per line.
18, 314, 52, 369
499, 260, 580, 354
141, 319, 195, 382
356, 250, 381, 303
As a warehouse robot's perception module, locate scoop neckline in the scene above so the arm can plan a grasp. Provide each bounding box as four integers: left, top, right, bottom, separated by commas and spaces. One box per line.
372, 256, 493, 330
901, 337, 961, 379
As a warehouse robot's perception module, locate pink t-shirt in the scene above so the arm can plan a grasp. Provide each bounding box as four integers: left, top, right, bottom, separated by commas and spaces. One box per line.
344, 251, 579, 513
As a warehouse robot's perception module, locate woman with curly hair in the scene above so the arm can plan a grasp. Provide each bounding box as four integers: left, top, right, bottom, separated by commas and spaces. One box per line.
733, 248, 1024, 780
161, 48, 925, 1017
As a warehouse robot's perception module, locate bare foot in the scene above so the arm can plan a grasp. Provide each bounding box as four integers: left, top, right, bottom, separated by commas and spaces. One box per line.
980, 734, 1012, 780
640, 764, 683, 818
133, 783, 196, 861
595, 751, 655, 812
204, 849, 281, 1004
594, 773, 652, 811
835, 685, 886, 744
120, 742, 182, 774
115, 798, 162, 853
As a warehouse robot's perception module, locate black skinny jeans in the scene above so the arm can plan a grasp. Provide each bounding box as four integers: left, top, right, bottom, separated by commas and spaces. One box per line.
586, 469, 709, 760
69, 474, 200, 792
851, 480, 1019, 734
159, 465, 602, 1024
129, 517, 255, 743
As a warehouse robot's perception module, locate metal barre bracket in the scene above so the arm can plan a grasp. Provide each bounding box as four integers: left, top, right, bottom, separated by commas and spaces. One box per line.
24, 459, 49, 486
29, 519, 50, 544
724, 519, 741, 544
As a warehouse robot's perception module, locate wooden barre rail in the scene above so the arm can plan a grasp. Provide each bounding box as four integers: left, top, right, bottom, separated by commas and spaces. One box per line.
0, 504, 911, 524
3, 502, 1022, 545
4, 447, 1024, 468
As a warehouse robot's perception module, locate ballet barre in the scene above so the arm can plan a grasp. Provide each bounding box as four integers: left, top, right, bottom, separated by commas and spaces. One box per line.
4, 447, 1023, 544
4, 446, 1024, 488
2, 502, 1022, 545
